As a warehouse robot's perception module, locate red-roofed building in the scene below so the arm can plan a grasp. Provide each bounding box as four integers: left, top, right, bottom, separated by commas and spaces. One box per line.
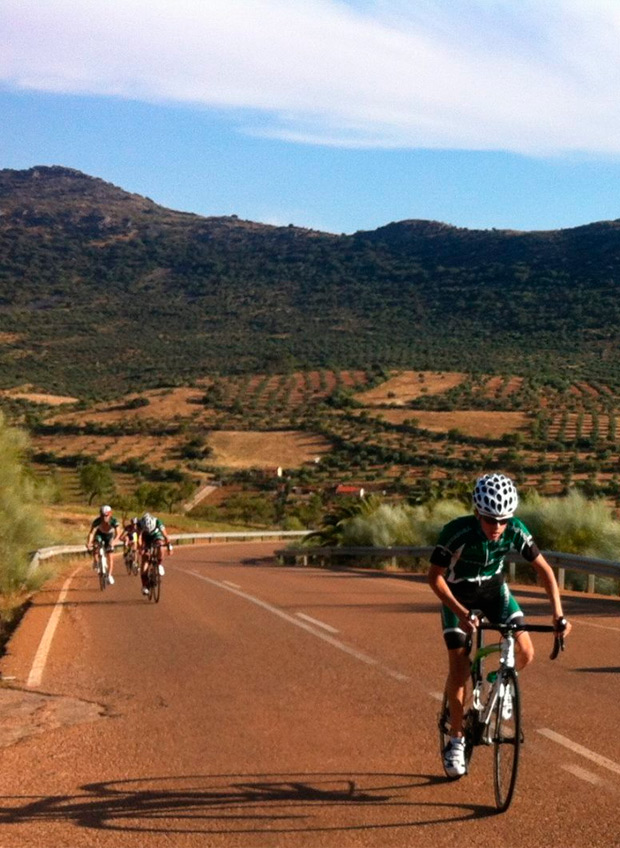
334, 484, 365, 498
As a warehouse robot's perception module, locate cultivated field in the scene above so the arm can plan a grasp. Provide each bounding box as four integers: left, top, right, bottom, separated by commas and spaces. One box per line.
355, 371, 465, 405
363, 409, 529, 438
10, 368, 620, 512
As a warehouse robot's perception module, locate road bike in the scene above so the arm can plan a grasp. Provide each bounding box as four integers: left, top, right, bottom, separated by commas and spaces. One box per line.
94, 544, 109, 591
144, 542, 162, 603
124, 544, 139, 576
438, 617, 565, 812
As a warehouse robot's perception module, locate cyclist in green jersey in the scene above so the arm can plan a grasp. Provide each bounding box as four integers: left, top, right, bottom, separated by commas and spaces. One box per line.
86, 504, 121, 585
428, 473, 571, 778
138, 512, 173, 596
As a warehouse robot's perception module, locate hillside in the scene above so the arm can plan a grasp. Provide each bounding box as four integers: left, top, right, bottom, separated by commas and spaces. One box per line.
1, 166, 620, 397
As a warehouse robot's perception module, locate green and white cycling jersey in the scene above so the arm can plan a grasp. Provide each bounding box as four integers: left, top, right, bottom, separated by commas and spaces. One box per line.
430, 514, 539, 585
141, 518, 166, 544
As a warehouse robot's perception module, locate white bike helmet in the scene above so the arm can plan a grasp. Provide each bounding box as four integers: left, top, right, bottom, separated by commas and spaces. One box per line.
141, 512, 156, 533
472, 474, 518, 519
100, 504, 112, 516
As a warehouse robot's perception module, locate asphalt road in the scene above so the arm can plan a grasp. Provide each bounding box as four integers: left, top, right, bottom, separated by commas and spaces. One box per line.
0, 542, 618, 847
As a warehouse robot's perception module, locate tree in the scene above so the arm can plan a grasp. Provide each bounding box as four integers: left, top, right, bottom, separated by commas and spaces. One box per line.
78, 460, 116, 505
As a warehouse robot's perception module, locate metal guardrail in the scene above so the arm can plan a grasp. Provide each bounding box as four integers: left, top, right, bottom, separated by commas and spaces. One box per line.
275, 545, 620, 595
28, 530, 310, 574
28, 533, 620, 594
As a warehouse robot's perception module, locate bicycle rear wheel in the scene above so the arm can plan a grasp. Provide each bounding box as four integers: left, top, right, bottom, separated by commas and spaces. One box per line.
438, 692, 452, 768
492, 669, 521, 812
438, 682, 475, 777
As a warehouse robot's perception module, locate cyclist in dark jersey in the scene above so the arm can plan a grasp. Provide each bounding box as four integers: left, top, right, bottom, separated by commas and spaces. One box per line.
86, 504, 121, 585
428, 473, 571, 778
120, 516, 140, 571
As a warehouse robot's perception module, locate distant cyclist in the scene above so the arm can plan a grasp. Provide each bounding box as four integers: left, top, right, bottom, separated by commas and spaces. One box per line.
139, 512, 173, 596
428, 473, 571, 779
86, 504, 121, 585
120, 516, 140, 571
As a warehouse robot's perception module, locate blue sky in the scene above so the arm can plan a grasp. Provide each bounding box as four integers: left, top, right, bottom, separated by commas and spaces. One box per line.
2, 0, 620, 234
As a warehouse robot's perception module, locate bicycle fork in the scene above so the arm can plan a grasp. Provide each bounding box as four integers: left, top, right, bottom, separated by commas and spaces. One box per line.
472, 634, 516, 744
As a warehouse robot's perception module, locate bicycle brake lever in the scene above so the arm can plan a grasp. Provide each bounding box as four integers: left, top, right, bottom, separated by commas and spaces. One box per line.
549, 634, 565, 660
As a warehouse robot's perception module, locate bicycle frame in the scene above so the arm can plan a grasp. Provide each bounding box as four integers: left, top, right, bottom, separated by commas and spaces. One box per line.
97, 544, 108, 590
471, 628, 516, 744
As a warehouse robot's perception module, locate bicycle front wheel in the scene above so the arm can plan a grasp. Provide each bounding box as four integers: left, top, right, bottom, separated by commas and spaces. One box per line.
153, 567, 161, 604
492, 669, 521, 812
98, 553, 107, 591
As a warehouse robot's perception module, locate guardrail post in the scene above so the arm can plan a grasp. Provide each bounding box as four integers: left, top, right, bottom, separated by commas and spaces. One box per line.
587, 573, 596, 594
557, 568, 565, 590
509, 562, 516, 582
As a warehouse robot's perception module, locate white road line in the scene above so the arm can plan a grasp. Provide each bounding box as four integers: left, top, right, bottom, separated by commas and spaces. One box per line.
182, 569, 407, 681
429, 691, 444, 702
296, 612, 339, 634
537, 728, 620, 776
222, 581, 241, 589
577, 620, 620, 633
27, 565, 83, 689
562, 764, 603, 785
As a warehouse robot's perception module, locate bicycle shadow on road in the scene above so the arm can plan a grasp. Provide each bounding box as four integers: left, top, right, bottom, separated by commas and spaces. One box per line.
0, 771, 496, 837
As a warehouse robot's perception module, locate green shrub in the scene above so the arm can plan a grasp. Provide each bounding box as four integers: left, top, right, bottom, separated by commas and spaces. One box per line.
518, 490, 620, 559
0, 413, 48, 598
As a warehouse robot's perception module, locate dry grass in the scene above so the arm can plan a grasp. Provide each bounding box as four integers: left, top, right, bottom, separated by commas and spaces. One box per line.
364, 408, 529, 437
50, 387, 207, 425
208, 430, 331, 468
34, 433, 184, 468
355, 370, 466, 405
0, 385, 78, 405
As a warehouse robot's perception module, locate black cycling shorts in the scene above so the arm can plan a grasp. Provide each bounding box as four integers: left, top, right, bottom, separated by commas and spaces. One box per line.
441, 574, 524, 650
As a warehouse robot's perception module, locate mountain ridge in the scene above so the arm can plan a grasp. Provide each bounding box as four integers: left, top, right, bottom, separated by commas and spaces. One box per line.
1, 165, 619, 398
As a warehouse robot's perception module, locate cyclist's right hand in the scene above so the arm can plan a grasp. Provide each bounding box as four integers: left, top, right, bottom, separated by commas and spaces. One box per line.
460, 610, 479, 633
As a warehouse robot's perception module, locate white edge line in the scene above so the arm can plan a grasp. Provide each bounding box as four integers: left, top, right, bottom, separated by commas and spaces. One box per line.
577, 620, 620, 633
537, 728, 620, 776
27, 565, 83, 688
562, 764, 603, 785
222, 581, 241, 589
296, 612, 339, 634
181, 569, 409, 679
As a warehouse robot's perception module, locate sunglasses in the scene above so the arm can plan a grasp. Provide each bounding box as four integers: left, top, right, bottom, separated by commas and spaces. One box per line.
480, 515, 509, 526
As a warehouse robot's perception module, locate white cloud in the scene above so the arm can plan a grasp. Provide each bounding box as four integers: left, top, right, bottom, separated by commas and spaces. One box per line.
2, 0, 620, 154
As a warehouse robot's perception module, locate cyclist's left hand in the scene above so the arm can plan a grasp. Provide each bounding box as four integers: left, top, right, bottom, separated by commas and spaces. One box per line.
554, 616, 571, 637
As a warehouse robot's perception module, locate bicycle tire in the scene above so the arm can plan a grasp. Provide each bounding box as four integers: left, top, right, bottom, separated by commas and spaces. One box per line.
492, 669, 521, 812
153, 569, 161, 603
438, 692, 452, 770
98, 549, 107, 591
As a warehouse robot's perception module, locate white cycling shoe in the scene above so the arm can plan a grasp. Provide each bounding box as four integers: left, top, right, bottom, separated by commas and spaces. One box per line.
443, 737, 466, 778
158, 565, 165, 576
108, 574, 115, 586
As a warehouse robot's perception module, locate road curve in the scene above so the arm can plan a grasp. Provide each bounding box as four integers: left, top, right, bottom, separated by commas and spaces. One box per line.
0, 542, 618, 847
